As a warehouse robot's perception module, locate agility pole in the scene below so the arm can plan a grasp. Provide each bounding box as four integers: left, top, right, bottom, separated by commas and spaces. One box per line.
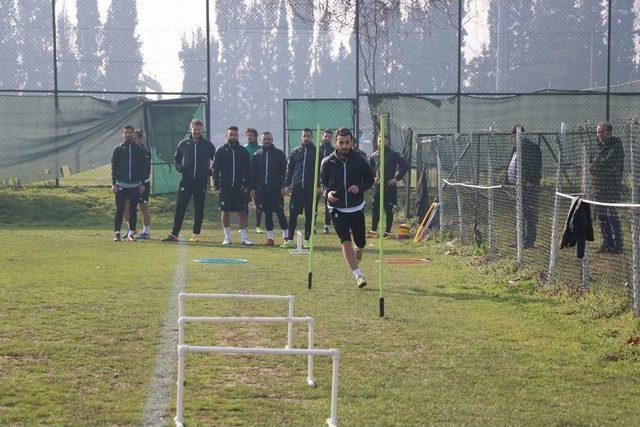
379, 116, 386, 317
308, 123, 322, 289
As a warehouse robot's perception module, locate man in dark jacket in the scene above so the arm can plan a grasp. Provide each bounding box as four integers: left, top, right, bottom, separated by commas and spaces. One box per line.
321, 127, 375, 289
212, 126, 253, 245
162, 120, 216, 242
110, 125, 149, 242
368, 134, 408, 238
281, 128, 319, 248
506, 125, 542, 248
591, 122, 625, 253
244, 127, 263, 233
320, 130, 334, 234
250, 131, 288, 246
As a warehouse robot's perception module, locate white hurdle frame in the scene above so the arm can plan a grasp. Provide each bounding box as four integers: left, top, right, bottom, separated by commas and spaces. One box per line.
178, 293, 296, 349
178, 316, 317, 386
175, 345, 340, 427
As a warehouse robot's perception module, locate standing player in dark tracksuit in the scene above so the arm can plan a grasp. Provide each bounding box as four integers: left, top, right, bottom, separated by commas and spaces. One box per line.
161, 120, 216, 242
212, 126, 253, 246
250, 131, 288, 246
110, 125, 149, 242
319, 129, 334, 234
244, 128, 263, 233
124, 129, 152, 239
281, 128, 319, 249
321, 127, 374, 289
368, 134, 408, 238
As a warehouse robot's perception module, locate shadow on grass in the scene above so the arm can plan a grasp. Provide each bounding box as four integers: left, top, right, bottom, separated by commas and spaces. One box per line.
386, 287, 560, 306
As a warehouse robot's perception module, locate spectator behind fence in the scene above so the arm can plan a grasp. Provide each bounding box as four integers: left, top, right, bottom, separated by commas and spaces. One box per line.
591, 122, 625, 254
506, 125, 542, 249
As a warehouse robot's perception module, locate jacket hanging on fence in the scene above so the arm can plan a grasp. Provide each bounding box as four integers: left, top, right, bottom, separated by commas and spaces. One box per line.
560, 196, 594, 259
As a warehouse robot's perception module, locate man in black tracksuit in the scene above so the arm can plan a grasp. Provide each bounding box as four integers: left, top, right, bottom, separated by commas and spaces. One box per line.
506, 125, 542, 248
161, 120, 216, 242
111, 125, 149, 241
282, 128, 319, 248
368, 134, 408, 237
212, 126, 253, 245
591, 122, 625, 253
321, 127, 374, 289
319, 130, 334, 234
250, 131, 288, 246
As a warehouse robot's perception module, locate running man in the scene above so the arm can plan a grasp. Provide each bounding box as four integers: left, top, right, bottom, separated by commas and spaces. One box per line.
161, 120, 216, 242
244, 127, 264, 233
124, 129, 152, 239
212, 126, 253, 245
282, 128, 319, 249
110, 125, 149, 242
250, 131, 289, 245
320, 127, 374, 288
319, 129, 334, 234
368, 134, 408, 238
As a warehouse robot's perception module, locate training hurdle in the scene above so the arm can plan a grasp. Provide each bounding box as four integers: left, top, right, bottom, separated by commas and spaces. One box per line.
178, 292, 296, 349
175, 345, 340, 427
289, 231, 310, 254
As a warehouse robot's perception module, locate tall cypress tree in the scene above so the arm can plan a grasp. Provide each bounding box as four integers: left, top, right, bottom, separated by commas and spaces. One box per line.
0, 0, 20, 89
56, 8, 79, 90
75, 0, 103, 91
17, 0, 54, 90
609, 0, 637, 88
102, 0, 143, 93
178, 28, 208, 93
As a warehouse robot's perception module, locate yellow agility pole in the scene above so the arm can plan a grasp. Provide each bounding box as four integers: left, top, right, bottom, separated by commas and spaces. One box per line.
379, 116, 386, 317
307, 123, 322, 289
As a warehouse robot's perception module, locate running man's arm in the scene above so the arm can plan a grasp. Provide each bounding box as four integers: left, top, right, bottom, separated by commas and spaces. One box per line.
320, 157, 331, 198
358, 156, 375, 193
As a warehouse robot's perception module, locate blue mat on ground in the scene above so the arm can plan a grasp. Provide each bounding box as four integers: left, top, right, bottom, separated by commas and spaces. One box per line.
193, 258, 248, 264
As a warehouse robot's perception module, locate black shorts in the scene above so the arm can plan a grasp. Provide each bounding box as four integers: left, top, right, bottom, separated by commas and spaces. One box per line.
258, 186, 284, 212
139, 182, 151, 203
219, 186, 247, 212
330, 208, 366, 249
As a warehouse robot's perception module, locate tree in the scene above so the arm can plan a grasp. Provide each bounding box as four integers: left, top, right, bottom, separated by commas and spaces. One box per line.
178, 28, 209, 93
75, 0, 103, 91
56, 8, 79, 90
17, 0, 54, 90
102, 0, 143, 92
0, 0, 20, 89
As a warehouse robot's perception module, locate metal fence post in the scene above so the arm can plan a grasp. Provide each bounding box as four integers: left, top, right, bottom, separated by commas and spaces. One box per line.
547, 123, 565, 283
581, 124, 591, 289
516, 126, 524, 265
630, 117, 640, 314
487, 130, 495, 255
454, 133, 465, 244
436, 138, 445, 232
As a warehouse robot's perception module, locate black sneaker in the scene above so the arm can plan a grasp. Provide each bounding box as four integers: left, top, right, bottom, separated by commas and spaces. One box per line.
113, 232, 121, 242
161, 234, 179, 242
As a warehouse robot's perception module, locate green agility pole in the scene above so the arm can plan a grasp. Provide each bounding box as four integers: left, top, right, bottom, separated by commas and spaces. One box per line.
379, 115, 386, 317
308, 123, 322, 289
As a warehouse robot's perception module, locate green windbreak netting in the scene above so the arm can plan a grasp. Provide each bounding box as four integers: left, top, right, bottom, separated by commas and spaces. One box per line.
145, 101, 204, 194
284, 99, 356, 153
0, 95, 204, 192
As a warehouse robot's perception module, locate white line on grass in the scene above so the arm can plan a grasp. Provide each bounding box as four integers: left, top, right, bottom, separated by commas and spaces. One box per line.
142, 244, 187, 426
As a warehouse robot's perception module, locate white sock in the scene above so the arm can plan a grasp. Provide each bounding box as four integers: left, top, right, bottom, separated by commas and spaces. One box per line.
223, 227, 231, 240
353, 268, 363, 278
240, 229, 248, 240
267, 230, 274, 239
282, 229, 288, 240
143, 225, 150, 234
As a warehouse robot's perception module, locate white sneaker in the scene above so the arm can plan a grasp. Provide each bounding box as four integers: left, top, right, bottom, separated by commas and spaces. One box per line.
240, 239, 254, 246
221, 239, 232, 245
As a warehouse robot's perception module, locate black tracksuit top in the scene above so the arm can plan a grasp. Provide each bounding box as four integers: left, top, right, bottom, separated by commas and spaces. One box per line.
369, 147, 409, 187
111, 140, 149, 185
251, 145, 287, 190
320, 149, 375, 209
212, 141, 251, 189
285, 143, 318, 189
174, 136, 216, 180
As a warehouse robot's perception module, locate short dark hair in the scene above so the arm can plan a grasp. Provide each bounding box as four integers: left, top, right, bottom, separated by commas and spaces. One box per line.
597, 121, 613, 132
123, 125, 134, 132
323, 129, 333, 135
336, 127, 352, 138
245, 128, 258, 136
261, 131, 272, 137
191, 119, 203, 127
301, 128, 313, 134
227, 126, 239, 132
511, 124, 524, 135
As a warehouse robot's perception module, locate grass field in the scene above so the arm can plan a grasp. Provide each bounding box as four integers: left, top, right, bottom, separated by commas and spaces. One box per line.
2, 188, 640, 425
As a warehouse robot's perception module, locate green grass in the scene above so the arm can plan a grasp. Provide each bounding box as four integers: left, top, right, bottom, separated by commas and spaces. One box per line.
2, 188, 640, 425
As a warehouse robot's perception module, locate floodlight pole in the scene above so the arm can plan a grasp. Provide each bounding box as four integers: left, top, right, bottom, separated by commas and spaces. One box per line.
456, 0, 463, 133
355, 0, 360, 138
51, 0, 60, 187
205, 0, 212, 134
605, 0, 612, 121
